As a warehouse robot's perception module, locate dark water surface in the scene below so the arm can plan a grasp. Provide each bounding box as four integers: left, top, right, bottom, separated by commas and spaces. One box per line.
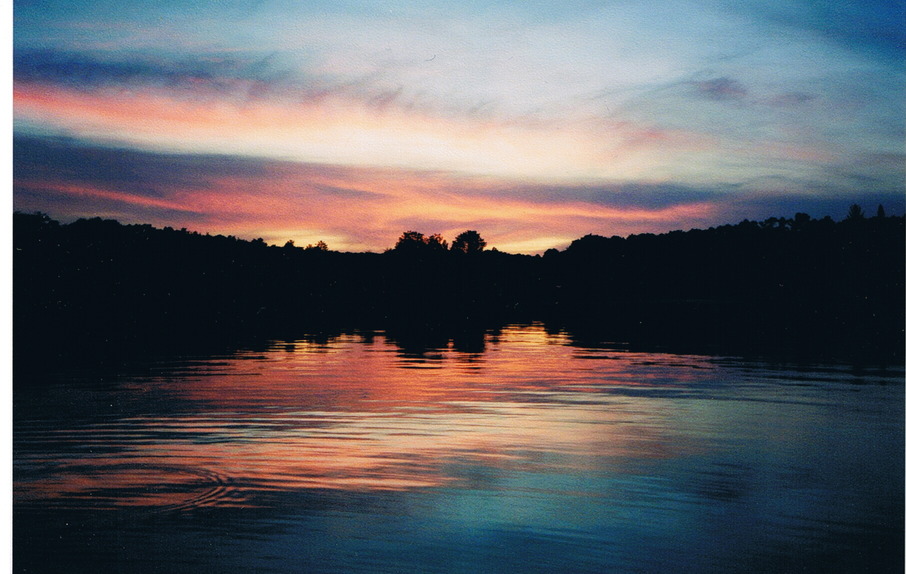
14, 324, 904, 573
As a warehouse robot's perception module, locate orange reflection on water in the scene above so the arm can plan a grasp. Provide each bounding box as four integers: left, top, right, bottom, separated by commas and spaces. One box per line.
15, 326, 711, 510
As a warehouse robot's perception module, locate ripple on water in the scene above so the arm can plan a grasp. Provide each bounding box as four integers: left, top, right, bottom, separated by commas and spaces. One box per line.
15, 462, 248, 512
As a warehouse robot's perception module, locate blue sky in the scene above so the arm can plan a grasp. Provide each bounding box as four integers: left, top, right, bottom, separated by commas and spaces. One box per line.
13, 0, 905, 251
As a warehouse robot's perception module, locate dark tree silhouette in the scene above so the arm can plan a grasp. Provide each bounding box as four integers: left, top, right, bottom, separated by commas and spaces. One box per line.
793, 212, 811, 231
877, 204, 886, 218
427, 233, 448, 252
393, 231, 448, 254
846, 204, 865, 221
305, 240, 329, 251
13, 210, 905, 366
394, 231, 427, 252
451, 230, 486, 254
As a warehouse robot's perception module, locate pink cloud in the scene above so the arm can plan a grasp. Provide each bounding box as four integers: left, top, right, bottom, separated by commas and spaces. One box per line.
16, 179, 200, 214
16, 148, 720, 253
14, 79, 722, 184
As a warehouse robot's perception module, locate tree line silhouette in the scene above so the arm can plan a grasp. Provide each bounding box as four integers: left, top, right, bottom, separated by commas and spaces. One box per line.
13, 207, 904, 368
393, 229, 487, 255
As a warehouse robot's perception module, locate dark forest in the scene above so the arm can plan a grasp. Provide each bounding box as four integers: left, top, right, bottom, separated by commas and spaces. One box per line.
14, 208, 905, 369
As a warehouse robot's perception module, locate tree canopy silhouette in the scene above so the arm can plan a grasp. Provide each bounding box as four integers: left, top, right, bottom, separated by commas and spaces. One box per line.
846, 203, 865, 221
393, 230, 449, 253
394, 230, 428, 252
305, 240, 329, 251
13, 210, 905, 365
451, 230, 486, 254
427, 233, 448, 252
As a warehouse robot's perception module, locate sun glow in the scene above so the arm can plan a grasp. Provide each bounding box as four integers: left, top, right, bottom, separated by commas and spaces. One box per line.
14, 128, 720, 252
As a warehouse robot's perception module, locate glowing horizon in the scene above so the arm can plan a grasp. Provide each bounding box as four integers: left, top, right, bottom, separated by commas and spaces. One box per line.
13, 0, 905, 253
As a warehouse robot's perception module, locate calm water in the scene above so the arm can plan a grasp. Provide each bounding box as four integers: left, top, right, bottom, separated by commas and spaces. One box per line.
14, 324, 904, 573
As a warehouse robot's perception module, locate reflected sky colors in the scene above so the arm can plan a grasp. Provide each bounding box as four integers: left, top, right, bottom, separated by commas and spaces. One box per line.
15, 325, 902, 510
16, 328, 692, 506
13, 0, 906, 251
14, 325, 904, 573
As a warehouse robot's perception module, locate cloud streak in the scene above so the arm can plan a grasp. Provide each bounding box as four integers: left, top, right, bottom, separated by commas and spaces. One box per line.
16, 136, 902, 254
13, 0, 905, 250
694, 77, 748, 101
14, 72, 727, 183
12, 136, 719, 252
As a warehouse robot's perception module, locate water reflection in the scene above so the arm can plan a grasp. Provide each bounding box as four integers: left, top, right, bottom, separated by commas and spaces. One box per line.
17, 328, 688, 507
14, 324, 904, 573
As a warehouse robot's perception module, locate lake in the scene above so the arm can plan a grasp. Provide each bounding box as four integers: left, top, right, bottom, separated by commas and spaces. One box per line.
13, 323, 904, 573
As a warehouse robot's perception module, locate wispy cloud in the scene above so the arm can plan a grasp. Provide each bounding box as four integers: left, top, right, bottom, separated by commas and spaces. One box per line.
13, 49, 290, 99
694, 77, 748, 101
16, 136, 902, 254
13, 0, 905, 247
14, 73, 729, 182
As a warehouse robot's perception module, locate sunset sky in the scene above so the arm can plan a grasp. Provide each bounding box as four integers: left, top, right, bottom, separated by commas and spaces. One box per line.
13, 0, 905, 252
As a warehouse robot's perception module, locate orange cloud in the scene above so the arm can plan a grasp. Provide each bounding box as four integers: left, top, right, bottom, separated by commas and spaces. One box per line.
14, 80, 715, 184
160, 166, 717, 250
15, 137, 719, 252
